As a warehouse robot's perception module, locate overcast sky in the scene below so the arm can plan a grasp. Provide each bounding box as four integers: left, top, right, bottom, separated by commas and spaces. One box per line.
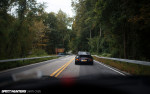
36, 0, 74, 17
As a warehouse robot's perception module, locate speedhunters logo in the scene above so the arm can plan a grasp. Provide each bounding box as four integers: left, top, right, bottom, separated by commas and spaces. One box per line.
1, 90, 26, 93
1, 90, 41, 93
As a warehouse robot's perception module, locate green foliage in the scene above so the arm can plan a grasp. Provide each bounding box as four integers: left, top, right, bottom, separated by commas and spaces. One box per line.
98, 53, 111, 57
0, 0, 73, 59
0, 0, 49, 59
1, 0, 149, 62
72, 0, 150, 61
44, 11, 73, 54
29, 49, 48, 57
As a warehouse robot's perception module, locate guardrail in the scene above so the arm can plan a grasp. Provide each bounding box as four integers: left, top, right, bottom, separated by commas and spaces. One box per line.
0, 56, 57, 63
93, 55, 150, 66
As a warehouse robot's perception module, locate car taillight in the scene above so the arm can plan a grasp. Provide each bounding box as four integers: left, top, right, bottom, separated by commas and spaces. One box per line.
89, 58, 93, 61
76, 59, 79, 61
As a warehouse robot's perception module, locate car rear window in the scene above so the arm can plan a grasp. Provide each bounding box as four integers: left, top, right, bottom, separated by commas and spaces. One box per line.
79, 55, 92, 58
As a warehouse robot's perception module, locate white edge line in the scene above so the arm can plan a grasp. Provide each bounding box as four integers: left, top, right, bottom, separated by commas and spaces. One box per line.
94, 60, 126, 76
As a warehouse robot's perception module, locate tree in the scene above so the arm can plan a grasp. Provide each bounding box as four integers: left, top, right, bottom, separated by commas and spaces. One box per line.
72, 0, 150, 61
0, 0, 47, 59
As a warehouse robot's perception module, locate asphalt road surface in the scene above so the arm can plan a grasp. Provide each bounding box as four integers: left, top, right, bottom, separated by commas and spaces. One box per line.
2, 55, 150, 94
0, 55, 126, 83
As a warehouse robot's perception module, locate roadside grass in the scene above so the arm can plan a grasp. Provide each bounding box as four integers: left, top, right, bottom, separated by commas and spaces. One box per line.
93, 56, 150, 75
26, 54, 57, 58
91, 53, 112, 57
0, 56, 58, 71
98, 53, 112, 57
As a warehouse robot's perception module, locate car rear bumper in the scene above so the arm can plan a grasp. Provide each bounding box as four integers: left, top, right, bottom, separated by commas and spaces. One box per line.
75, 61, 93, 65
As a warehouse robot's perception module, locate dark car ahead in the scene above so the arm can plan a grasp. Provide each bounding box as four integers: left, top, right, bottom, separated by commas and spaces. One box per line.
75, 51, 93, 65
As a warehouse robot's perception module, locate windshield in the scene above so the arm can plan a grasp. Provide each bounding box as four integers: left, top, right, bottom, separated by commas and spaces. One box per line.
0, 0, 150, 92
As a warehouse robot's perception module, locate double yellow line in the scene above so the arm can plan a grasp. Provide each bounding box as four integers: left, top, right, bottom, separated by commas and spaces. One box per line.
50, 58, 75, 77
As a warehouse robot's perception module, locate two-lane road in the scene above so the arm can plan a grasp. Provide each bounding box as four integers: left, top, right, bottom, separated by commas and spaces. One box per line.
0, 55, 126, 83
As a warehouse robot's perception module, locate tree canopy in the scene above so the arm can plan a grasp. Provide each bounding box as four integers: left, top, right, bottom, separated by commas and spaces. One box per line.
0, 0, 73, 59
71, 0, 150, 61
0, 0, 149, 61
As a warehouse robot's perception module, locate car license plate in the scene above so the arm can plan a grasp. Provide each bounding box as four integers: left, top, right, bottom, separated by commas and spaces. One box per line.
81, 60, 87, 62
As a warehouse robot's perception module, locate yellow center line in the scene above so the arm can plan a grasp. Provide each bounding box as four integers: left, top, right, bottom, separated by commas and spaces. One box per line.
50, 57, 75, 77
55, 58, 74, 77
50, 63, 68, 77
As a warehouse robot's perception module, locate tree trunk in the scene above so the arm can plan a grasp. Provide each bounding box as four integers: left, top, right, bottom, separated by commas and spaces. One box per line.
90, 29, 92, 39
100, 27, 102, 37
124, 26, 127, 59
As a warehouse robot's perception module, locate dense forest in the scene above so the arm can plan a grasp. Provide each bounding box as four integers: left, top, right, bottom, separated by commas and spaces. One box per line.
0, 0, 72, 59
71, 0, 150, 61
0, 0, 150, 61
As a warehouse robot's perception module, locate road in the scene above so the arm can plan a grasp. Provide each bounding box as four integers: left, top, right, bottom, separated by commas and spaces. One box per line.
0, 55, 126, 83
